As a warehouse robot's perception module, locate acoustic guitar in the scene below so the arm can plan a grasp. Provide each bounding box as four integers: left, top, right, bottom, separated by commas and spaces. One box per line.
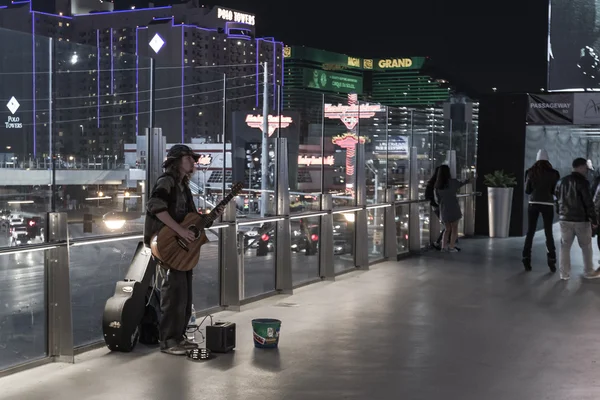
150, 182, 244, 271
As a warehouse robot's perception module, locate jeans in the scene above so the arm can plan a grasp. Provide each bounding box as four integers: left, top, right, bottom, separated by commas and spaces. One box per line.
159, 268, 193, 348
522, 204, 556, 260
559, 221, 595, 276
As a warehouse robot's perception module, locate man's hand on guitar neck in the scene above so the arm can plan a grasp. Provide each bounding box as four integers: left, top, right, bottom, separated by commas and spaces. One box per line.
155, 211, 196, 243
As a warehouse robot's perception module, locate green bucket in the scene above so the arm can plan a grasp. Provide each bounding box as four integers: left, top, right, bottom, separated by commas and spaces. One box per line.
252, 319, 281, 349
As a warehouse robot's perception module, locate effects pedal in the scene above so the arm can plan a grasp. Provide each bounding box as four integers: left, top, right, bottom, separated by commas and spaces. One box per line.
206, 322, 236, 353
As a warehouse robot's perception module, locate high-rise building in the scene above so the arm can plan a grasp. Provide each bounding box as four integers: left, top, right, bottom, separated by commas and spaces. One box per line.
0, 1, 283, 162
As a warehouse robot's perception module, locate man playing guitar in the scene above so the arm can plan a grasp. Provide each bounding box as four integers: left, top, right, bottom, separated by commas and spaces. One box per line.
144, 144, 223, 356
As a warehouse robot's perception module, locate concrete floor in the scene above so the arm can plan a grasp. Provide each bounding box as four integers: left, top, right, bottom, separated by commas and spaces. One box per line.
2, 230, 600, 400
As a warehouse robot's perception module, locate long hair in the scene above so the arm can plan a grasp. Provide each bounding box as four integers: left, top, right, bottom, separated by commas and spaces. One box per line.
528, 160, 553, 180
434, 165, 451, 190
164, 158, 191, 186
428, 165, 441, 188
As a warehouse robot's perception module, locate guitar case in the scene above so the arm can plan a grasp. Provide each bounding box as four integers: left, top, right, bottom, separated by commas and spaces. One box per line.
102, 242, 158, 352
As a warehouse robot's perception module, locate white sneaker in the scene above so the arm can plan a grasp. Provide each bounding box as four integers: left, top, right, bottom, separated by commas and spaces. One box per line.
583, 270, 600, 280
560, 274, 570, 281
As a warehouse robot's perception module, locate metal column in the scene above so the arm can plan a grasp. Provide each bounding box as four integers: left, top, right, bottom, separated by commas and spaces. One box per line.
146, 127, 165, 194
220, 201, 240, 310
384, 189, 397, 260
45, 212, 73, 363
447, 149, 457, 179
408, 146, 421, 253
463, 183, 475, 236
319, 194, 335, 280
275, 138, 293, 293
355, 143, 369, 269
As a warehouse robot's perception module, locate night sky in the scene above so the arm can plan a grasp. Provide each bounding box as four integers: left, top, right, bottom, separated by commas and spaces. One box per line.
212, 0, 550, 97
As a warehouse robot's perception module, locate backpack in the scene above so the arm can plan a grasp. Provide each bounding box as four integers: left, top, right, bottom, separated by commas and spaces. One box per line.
138, 286, 161, 345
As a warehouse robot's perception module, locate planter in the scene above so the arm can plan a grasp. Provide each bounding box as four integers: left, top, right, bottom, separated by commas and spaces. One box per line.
487, 187, 514, 238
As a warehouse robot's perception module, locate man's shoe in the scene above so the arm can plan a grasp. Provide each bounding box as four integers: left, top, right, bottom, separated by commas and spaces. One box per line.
583, 270, 600, 280
522, 257, 532, 272
160, 344, 187, 356
182, 338, 199, 350
548, 258, 557, 273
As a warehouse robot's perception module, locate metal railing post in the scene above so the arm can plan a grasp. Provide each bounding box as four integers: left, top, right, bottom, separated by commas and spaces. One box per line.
275, 138, 292, 294
355, 143, 369, 269
45, 212, 73, 363
464, 184, 475, 236
319, 194, 335, 280
384, 189, 397, 260
220, 201, 240, 310
409, 146, 421, 253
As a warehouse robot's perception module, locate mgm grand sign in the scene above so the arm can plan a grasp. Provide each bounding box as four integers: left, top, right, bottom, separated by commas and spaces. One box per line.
377, 58, 413, 69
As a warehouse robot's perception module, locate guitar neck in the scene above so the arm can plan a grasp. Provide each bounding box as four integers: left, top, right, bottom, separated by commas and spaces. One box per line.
199, 190, 237, 228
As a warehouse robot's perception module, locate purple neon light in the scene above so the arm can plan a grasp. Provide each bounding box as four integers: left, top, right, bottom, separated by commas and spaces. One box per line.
32, 10, 72, 19
110, 28, 113, 95
136, 27, 139, 137
97, 29, 100, 128
74, 6, 171, 16
31, 11, 35, 157
181, 26, 184, 143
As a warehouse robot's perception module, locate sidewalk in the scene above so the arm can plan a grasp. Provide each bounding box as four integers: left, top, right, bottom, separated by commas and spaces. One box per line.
2, 234, 600, 399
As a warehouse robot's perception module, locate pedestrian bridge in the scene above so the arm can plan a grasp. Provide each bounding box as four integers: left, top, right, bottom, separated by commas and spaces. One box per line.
1, 229, 598, 400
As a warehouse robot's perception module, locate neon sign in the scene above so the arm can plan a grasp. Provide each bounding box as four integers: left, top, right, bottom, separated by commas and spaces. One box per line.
332, 133, 366, 176
298, 155, 334, 166
324, 103, 385, 130
245, 114, 293, 136
196, 155, 213, 166
217, 8, 255, 25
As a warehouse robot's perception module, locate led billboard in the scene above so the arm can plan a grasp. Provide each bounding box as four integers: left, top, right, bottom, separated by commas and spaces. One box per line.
303, 68, 363, 94
548, 0, 600, 91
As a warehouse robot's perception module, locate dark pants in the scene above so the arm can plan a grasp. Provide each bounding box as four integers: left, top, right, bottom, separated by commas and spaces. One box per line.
159, 268, 193, 348
522, 204, 556, 260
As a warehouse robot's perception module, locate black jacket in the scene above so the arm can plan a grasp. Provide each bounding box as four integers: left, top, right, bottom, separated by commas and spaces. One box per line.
525, 167, 560, 204
555, 172, 597, 223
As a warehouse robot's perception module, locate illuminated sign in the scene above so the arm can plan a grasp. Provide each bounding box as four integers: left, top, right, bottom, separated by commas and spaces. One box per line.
245, 114, 293, 136
324, 103, 385, 130
304, 68, 363, 94
149, 34, 165, 54
298, 155, 334, 166
363, 59, 373, 69
5, 97, 21, 129
196, 155, 213, 166
323, 64, 346, 71
332, 133, 366, 176
372, 137, 409, 157
217, 8, 255, 25
347, 57, 361, 67
283, 46, 292, 58
378, 58, 413, 69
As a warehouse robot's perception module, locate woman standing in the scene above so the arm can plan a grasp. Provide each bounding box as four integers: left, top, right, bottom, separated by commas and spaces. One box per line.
434, 165, 470, 252
522, 150, 560, 272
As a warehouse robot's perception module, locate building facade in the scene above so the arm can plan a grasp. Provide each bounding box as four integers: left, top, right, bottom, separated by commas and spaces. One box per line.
0, 0, 283, 162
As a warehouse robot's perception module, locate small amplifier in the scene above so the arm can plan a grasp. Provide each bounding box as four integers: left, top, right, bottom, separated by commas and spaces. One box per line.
206, 322, 236, 353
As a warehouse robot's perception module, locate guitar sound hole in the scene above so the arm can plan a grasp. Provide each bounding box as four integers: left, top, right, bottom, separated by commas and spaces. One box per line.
189, 226, 200, 239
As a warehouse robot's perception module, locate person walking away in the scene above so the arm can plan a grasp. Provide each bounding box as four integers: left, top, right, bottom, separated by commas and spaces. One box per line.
555, 157, 600, 280
426, 166, 447, 250
434, 165, 470, 252
144, 144, 224, 355
522, 149, 560, 272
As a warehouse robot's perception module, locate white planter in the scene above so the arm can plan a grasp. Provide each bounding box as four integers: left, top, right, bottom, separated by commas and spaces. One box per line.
487, 187, 514, 238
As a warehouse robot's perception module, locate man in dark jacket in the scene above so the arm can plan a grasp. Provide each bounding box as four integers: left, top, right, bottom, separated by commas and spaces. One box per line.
555, 157, 600, 280
145, 144, 223, 355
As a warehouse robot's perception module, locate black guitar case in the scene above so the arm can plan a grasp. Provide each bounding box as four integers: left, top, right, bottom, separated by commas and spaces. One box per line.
102, 242, 158, 352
